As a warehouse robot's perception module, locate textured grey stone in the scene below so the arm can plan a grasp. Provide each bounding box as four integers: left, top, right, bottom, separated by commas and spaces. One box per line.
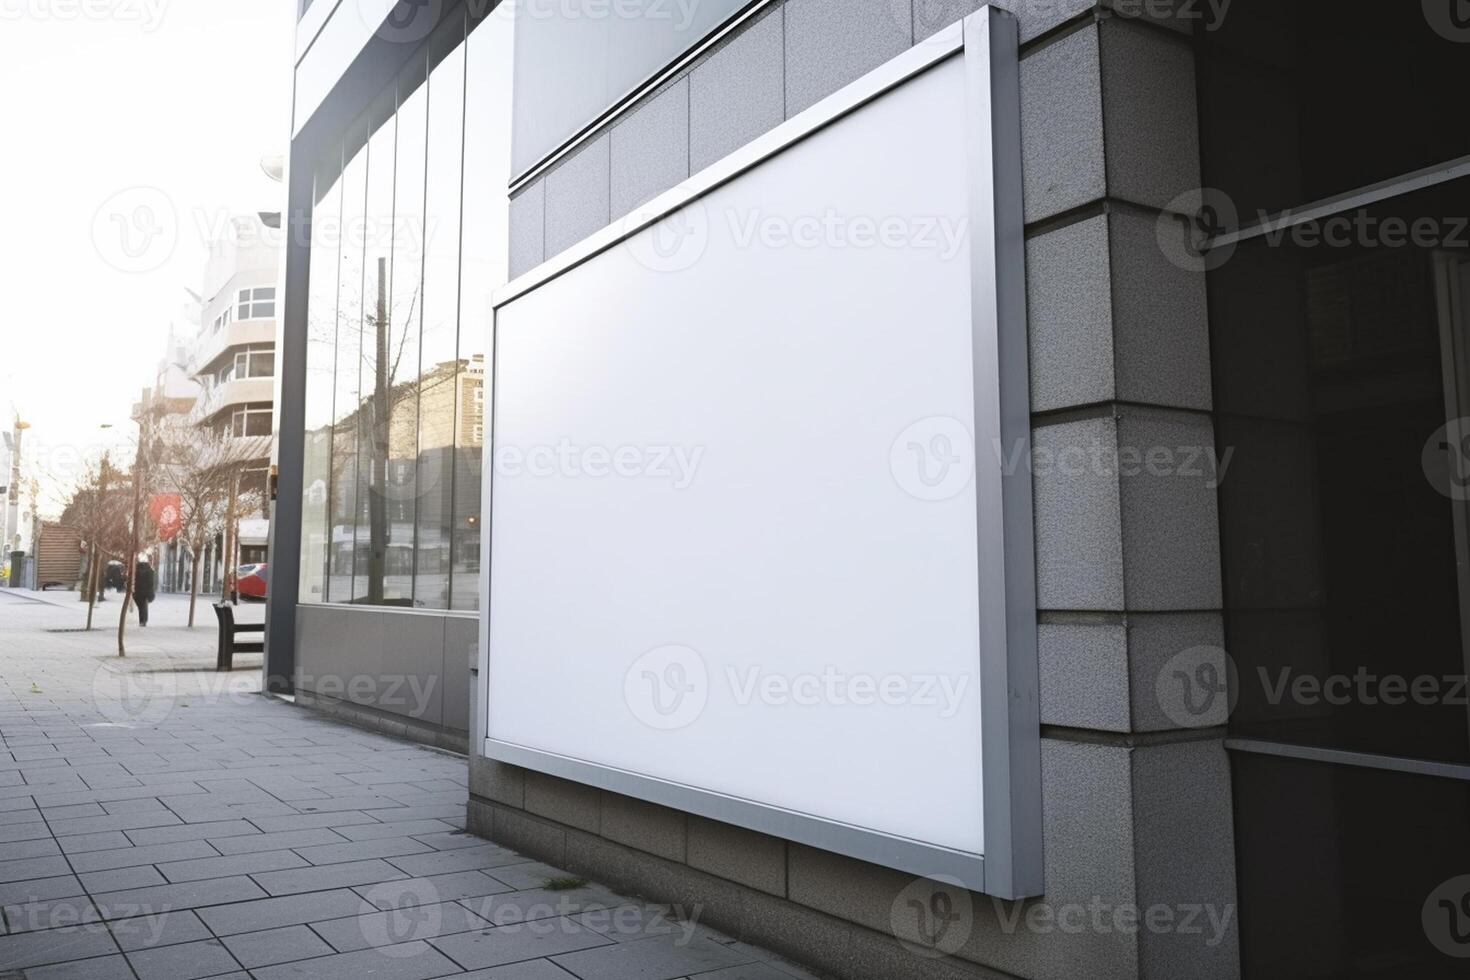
524, 772, 601, 835
93, 876, 268, 919
294, 836, 434, 866
252, 859, 405, 896
1132, 739, 1240, 979
197, 889, 367, 936
1021, 23, 1106, 222
544, 135, 611, 261
1099, 19, 1200, 210
309, 901, 491, 952
221, 924, 335, 968
124, 938, 240, 980
1116, 409, 1224, 610
785, 0, 913, 115
690, 6, 786, 173
1032, 417, 1126, 611
470, 757, 525, 809
1039, 615, 1130, 730
108, 910, 213, 952
387, 842, 524, 878
551, 933, 753, 980
156, 849, 309, 884
429, 917, 614, 969
1128, 612, 1228, 732
22, 953, 133, 980
508, 181, 545, 280
1107, 209, 1211, 411
77, 865, 166, 894
611, 79, 690, 219
0, 924, 118, 971
250, 941, 463, 980
1026, 213, 1115, 412
913, 0, 983, 41
211, 828, 347, 854
686, 817, 786, 897
598, 794, 686, 863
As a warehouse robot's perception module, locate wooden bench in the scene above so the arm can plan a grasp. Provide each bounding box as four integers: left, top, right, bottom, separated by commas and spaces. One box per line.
213, 602, 264, 671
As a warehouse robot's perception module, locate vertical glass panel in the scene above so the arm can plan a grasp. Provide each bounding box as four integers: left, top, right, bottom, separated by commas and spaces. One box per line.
1210, 182, 1469, 763
328, 122, 369, 603
299, 146, 340, 605
385, 55, 430, 607
1232, 752, 1470, 979
414, 16, 467, 610
358, 92, 400, 606
451, 10, 515, 611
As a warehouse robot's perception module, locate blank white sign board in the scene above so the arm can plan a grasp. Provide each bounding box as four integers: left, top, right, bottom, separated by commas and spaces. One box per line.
483, 11, 1040, 896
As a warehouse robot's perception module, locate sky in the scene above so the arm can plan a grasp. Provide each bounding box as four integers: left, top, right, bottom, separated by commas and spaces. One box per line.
0, 0, 296, 513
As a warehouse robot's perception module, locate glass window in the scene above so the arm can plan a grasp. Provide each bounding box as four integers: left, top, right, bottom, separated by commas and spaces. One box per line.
1197, 1, 1470, 223
413, 15, 467, 611
299, 149, 341, 603
328, 122, 369, 604
451, 8, 515, 611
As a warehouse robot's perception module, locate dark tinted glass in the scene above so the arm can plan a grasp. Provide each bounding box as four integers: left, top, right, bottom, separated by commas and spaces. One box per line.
1197, 0, 1470, 222
1233, 752, 1470, 978
1210, 182, 1470, 764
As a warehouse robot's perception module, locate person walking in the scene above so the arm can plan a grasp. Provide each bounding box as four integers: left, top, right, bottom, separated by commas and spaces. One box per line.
133, 556, 156, 627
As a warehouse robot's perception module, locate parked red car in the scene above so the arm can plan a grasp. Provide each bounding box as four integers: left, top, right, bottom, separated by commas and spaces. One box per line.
236, 563, 269, 602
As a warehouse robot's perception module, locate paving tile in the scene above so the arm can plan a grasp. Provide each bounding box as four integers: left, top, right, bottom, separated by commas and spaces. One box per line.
0, 875, 86, 906
125, 819, 258, 845
19, 952, 133, 980
0, 922, 118, 969
293, 796, 407, 814
250, 940, 463, 980
690, 964, 807, 980
196, 889, 367, 936
100, 797, 167, 814
93, 875, 268, 919
550, 933, 756, 980
78, 865, 167, 894
156, 848, 308, 883
57, 830, 132, 854
0, 820, 52, 843
388, 844, 524, 879
461, 885, 628, 929
210, 827, 344, 855
0, 855, 71, 883
0, 836, 61, 861
455, 962, 580, 980
69, 838, 218, 873
411, 830, 485, 852
125, 937, 242, 980
430, 917, 614, 970
249, 811, 381, 833
220, 923, 335, 968
2, 894, 101, 934
294, 836, 433, 866
40, 802, 106, 820
336, 819, 457, 842
253, 858, 406, 896
108, 909, 214, 952
47, 811, 182, 838
311, 900, 491, 952
357, 872, 512, 909
485, 863, 572, 892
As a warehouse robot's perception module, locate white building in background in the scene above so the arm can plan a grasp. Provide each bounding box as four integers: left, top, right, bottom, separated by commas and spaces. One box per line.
147, 212, 281, 594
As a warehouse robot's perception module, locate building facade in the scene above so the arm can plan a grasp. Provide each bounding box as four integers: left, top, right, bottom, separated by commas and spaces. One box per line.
270, 2, 1470, 978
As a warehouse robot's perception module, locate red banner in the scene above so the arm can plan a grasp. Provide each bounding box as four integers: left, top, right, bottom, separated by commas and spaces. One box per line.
149, 494, 183, 541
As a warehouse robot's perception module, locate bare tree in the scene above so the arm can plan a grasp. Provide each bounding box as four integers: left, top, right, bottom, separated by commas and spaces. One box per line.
57, 454, 133, 631
151, 418, 271, 627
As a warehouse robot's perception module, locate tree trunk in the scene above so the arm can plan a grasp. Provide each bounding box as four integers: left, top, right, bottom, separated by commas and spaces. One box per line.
221, 474, 238, 603
187, 536, 201, 627
84, 549, 98, 630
